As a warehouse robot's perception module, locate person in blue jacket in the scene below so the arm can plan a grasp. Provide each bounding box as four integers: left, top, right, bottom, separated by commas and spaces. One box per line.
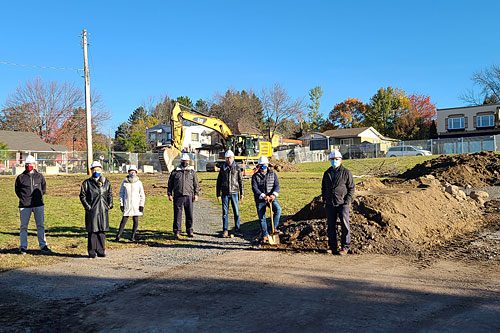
251, 156, 282, 243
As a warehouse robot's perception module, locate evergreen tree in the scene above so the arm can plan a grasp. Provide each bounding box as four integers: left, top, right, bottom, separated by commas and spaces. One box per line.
306, 86, 324, 131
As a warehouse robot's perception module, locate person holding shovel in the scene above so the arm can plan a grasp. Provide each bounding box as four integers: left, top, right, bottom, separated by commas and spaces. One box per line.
321, 150, 355, 255
216, 150, 244, 238
251, 156, 282, 243
116, 165, 145, 242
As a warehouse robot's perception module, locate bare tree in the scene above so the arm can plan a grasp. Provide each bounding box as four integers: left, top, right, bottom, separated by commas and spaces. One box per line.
210, 88, 264, 134
261, 82, 305, 141
1, 77, 109, 146
145, 94, 176, 124
461, 64, 500, 105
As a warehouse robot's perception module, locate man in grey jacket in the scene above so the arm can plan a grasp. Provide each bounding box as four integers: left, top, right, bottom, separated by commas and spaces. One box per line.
168, 153, 200, 239
321, 150, 355, 255
216, 150, 244, 238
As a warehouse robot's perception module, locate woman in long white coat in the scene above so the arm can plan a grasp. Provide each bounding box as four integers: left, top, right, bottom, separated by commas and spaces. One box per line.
116, 165, 145, 242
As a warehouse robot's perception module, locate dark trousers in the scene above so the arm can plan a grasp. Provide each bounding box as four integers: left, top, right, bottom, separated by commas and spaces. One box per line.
117, 216, 139, 240
173, 196, 194, 234
88, 232, 106, 256
325, 204, 351, 252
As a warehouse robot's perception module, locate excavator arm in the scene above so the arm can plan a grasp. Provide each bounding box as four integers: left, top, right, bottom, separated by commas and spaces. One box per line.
162, 102, 234, 172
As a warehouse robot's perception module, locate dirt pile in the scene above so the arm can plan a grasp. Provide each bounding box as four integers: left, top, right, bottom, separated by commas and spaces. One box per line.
269, 156, 302, 172
279, 178, 485, 256
400, 151, 500, 187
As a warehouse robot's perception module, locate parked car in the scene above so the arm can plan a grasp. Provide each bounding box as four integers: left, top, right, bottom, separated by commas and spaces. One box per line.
386, 145, 432, 157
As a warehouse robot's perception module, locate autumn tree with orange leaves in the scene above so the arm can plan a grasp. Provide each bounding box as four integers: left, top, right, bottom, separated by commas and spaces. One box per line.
328, 97, 367, 128
394, 93, 437, 140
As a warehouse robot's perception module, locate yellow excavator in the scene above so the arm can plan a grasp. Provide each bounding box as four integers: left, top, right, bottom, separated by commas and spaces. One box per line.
160, 102, 272, 173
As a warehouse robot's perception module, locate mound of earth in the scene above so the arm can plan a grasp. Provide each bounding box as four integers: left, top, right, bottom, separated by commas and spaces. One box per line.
400, 151, 500, 187
279, 178, 485, 256
269, 156, 302, 172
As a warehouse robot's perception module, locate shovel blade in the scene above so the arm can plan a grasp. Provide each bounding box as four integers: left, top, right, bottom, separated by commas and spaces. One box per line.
268, 234, 280, 245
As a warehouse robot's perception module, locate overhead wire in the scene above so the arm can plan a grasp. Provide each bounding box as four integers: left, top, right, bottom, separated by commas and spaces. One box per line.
0, 60, 83, 76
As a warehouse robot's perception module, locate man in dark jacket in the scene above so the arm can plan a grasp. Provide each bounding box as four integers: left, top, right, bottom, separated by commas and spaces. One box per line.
168, 153, 200, 239
251, 156, 282, 243
80, 161, 113, 258
15, 155, 50, 254
216, 150, 244, 238
321, 150, 355, 255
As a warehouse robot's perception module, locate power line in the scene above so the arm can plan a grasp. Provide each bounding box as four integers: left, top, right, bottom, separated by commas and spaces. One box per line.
0, 60, 83, 72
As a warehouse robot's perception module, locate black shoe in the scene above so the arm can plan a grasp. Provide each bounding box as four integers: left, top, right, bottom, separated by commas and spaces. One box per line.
233, 229, 243, 237
174, 233, 182, 240
115, 237, 120, 242
41, 246, 51, 252
187, 232, 195, 238
89, 253, 96, 259
19, 247, 27, 255
221, 230, 229, 238
97, 252, 106, 257
130, 237, 137, 242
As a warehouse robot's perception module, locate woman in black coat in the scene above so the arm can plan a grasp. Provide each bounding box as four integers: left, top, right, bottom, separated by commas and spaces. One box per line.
79, 161, 113, 258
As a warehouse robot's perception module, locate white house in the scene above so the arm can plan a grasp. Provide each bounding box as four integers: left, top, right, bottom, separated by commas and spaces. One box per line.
146, 124, 213, 150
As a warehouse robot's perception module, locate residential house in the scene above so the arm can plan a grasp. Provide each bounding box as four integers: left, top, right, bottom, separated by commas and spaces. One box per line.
146, 124, 213, 151
0, 130, 69, 172
306, 127, 397, 158
436, 104, 500, 138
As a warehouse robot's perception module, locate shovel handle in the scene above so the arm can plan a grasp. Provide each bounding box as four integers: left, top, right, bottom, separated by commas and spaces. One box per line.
268, 201, 275, 234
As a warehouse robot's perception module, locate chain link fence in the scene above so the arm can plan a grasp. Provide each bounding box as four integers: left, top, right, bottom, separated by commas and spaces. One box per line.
1, 134, 499, 174
275, 134, 500, 163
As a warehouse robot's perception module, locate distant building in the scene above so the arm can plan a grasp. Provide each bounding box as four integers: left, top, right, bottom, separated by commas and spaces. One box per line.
302, 127, 397, 158
146, 124, 213, 151
436, 104, 500, 138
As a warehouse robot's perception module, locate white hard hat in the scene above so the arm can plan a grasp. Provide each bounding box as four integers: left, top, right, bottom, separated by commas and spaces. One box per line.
90, 161, 102, 169
329, 150, 342, 159
128, 165, 137, 172
180, 153, 190, 161
224, 150, 235, 158
258, 156, 269, 165
24, 155, 36, 164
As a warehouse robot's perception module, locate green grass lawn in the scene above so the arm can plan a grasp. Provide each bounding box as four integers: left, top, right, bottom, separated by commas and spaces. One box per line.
0, 155, 435, 272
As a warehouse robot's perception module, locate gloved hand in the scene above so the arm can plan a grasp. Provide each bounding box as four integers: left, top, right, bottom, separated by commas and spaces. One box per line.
120, 206, 124, 212
139, 206, 144, 213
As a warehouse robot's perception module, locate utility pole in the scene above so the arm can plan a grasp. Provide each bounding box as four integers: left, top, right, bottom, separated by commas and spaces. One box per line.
82, 29, 93, 175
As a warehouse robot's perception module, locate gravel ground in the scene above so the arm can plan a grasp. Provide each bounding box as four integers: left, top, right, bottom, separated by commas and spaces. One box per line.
0, 199, 251, 303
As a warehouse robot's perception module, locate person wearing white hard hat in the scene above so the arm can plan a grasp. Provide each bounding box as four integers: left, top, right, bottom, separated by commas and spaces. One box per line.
15, 155, 50, 254
216, 150, 244, 238
167, 153, 200, 239
251, 155, 282, 243
321, 150, 355, 255
116, 165, 145, 242
79, 160, 113, 258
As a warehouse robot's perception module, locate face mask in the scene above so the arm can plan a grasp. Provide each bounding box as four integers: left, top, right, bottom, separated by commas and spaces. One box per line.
181, 161, 189, 167
261, 165, 268, 170
331, 160, 341, 168
25, 165, 34, 172
92, 171, 101, 178
128, 173, 136, 178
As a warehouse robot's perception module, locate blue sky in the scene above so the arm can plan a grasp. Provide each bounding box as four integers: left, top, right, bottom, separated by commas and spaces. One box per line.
1, 0, 499, 135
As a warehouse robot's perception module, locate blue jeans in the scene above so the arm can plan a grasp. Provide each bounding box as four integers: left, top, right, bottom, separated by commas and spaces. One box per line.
256, 199, 282, 237
222, 194, 240, 231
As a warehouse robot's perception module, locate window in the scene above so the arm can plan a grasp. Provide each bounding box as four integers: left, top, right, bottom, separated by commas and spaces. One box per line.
388, 147, 401, 152
477, 115, 494, 128
340, 138, 354, 145
191, 133, 199, 142
404, 146, 417, 151
448, 117, 465, 130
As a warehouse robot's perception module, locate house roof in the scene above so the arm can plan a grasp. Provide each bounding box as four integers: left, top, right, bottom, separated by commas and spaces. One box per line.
0, 130, 55, 151
321, 127, 373, 138
49, 144, 70, 152
437, 103, 500, 111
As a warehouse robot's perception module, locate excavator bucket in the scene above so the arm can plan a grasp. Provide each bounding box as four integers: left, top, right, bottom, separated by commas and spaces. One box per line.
160, 148, 180, 173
